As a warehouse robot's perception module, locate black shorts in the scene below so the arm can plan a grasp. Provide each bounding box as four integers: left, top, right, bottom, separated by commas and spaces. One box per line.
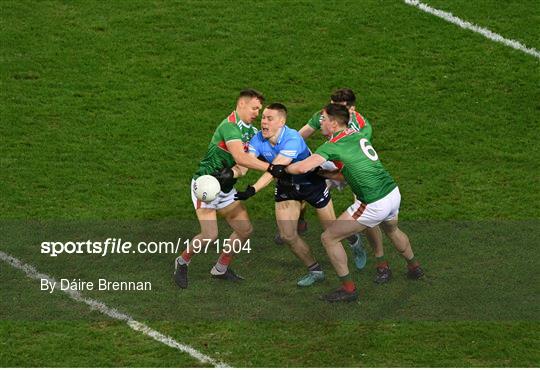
274, 176, 331, 209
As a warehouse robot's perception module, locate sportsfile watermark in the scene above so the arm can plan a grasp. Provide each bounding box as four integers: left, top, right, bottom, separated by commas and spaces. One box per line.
40, 238, 251, 257
2, 220, 539, 321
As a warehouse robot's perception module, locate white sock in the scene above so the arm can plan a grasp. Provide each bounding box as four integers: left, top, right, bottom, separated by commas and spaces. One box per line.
212, 262, 228, 274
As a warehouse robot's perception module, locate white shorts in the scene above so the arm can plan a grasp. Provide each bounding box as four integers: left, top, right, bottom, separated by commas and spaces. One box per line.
191, 179, 237, 210
346, 187, 401, 228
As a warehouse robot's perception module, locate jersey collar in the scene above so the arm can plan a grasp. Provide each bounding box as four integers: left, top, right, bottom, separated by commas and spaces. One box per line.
276, 125, 287, 144
238, 120, 251, 129
330, 128, 354, 143
263, 125, 287, 145
228, 111, 251, 129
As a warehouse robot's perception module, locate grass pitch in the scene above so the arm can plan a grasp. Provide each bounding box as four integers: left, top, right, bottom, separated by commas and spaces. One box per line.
1, 0, 539, 367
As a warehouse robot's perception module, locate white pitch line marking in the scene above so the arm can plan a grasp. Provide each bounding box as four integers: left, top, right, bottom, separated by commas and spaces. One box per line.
0, 250, 229, 368
404, 0, 540, 60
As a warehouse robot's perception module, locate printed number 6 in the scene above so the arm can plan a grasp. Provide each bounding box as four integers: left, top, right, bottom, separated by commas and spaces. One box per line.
359, 138, 378, 161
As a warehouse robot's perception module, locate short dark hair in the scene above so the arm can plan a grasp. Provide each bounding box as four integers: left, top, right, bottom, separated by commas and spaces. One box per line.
330, 88, 356, 108
324, 103, 349, 127
238, 88, 265, 103
265, 102, 287, 118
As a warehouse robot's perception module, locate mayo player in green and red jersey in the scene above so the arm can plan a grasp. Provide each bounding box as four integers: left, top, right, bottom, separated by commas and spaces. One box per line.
299, 89, 387, 283
287, 104, 424, 302
174, 89, 286, 289
299, 89, 372, 140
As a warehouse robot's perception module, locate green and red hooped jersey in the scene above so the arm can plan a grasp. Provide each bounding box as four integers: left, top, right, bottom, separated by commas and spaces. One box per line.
315, 129, 396, 204
306, 110, 373, 141
193, 111, 257, 193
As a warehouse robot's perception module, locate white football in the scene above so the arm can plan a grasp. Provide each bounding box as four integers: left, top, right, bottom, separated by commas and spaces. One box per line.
194, 175, 221, 203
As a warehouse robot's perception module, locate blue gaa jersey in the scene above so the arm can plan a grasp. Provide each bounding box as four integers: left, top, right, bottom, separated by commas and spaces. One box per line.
249, 125, 313, 184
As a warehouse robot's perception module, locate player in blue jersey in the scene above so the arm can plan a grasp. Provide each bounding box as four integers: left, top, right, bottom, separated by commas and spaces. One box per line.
235, 103, 336, 287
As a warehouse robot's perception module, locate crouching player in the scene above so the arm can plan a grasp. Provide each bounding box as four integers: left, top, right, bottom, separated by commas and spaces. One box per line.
235, 103, 335, 287
286, 103, 424, 302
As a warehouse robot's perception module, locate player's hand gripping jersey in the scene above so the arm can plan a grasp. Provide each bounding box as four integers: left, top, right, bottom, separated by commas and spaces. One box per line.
308, 109, 373, 190
315, 129, 396, 204
307, 109, 373, 140
193, 111, 257, 192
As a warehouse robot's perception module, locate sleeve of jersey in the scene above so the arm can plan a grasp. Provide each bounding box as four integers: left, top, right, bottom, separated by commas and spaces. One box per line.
315, 142, 336, 161
306, 111, 321, 130
220, 122, 242, 142
279, 138, 301, 159
248, 135, 261, 157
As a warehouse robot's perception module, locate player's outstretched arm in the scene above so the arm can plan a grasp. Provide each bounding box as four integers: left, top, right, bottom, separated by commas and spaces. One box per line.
252, 155, 293, 192
235, 172, 274, 201
317, 161, 344, 181
227, 140, 288, 178
232, 165, 248, 178
235, 155, 293, 201
298, 124, 316, 140
287, 154, 326, 175
226, 140, 270, 172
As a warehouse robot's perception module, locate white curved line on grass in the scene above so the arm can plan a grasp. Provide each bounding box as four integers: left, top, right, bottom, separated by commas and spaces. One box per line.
0, 250, 229, 368
404, 0, 540, 59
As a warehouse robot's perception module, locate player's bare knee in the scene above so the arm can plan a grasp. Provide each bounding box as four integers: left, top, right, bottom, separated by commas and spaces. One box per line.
246, 222, 254, 237
236, 222, 253, 240
320, 230, 336, 247
280, 230, 299, 245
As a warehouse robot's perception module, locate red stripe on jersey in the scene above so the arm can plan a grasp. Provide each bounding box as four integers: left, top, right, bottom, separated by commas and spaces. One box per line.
227, 111, 237, 123
352, 203, 366, 220
354, 112, 366, 129
330, 128, 355, 143
217, 140, 230, 152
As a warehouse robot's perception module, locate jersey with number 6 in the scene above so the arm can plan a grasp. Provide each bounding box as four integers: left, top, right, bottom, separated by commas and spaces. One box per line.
307, 110, 373, 140
315, 129, 396, 204
193, 111, 257, 192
